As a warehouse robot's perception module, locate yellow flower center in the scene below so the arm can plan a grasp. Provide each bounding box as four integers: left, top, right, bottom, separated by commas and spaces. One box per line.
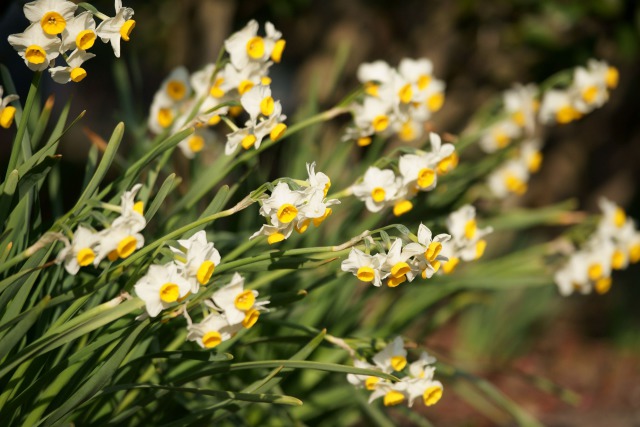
133, 201, 144, 215
356, 266, 375, 282
234, 290, 255, 311
588, 263, 603, 281
242, 308, 260, 328
296, 219, 310, 234
437, 153, 458, 175
271, 39, 286, 62
167, 80, 187, 101
246, 36, 265, 59
70, 67, 87, 83
241, 134, 257, 150
25, 45, 46, 65
556, 105, 579, 124
464, 219, 477, 240
260, 96, 274, 116
427, 93, 444, 112
210, 78, 225, 98
431, 260, 441, 273
582, 86, 598, 104
208, 115, 221, 126
364, 82, 379, 97
196, 260, 215, 284
107, 250, 119, 262
390, 262, 410, 278
393, 200, 413, 217
613, 207, 626, 228
117, 235, 138, 259
417, 168, 436, 189
399, 122, 416, 141
629, 243, 640, 263
494, 131, 510, 148
423, 385, 443, 406
606, 67, 619, 89
387, 275, 406, 287
357, 136, 372, 147
270, 123, 287, 141
371, 187, 386, 203
365, 376, 379, 390
261, 76, 272, 85
475, 240, 487, 259
528, 151, 543, 173
202, 331, 222, 348
0, 106, 17, 129
595, 277, 612, 295
611, 250, 625, 270
76, 29, 96, 50
267, 232, 285, 244
157, 108, 173, 128
159, 283, 180, 303
277, 203, 298, 223
238, 79, 254, 95
312, 207, 332, 227
76, 247, 95, 267
372, 115, 389, 132
512, 110, 525, 127
425, 241, 442, 262
120, 20, 136, 42
504, 174, 527, 195
398, 83, 413, 104
383, 390, 405, 406
443, 257, 460, 274
41, 11, 66, 35
390, 355, 407, 371
186, 135, 204, 153
417, 74, 431, 90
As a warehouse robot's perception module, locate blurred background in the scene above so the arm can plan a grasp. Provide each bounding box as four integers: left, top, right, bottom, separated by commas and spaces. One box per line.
1, 0, 640, 425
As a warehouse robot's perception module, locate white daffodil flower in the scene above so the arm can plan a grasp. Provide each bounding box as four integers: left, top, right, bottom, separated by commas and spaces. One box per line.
596, 197, 627, 240
352, 167, 401, 213
170, 230, 221, 292
55, 226, 100, 275
178, 127, 216, 159
554, 251, 590, 296
368, 380, 409, 407
219, 61, 272, 95
539, 89, 581, 125
503, 83, 538, 135
305, 162, 331, 197
404, 224, 451, 279
408, 351, 437, 379
518, 138, 543, 173
353, 96, 394, 135
159, 67, 191, 103
398, 152, 438, 192
587, 58, 618, 90
0, 86, 19, 129
134, 264, 191, 317
249, 222, 295, 244
259, 181, 305, 227
96, 0, 135, 58
296, 189, 340, 228
398, 58, 434, 92
479, 120, 521, 153
8, 23, 61, 71
372, 336, 408, 373
184, 309, 240, 349
612, 221, 640, 266
357, 60, 394, 96
346, 359, 383, 390
406, 378, 444, 408
60, 11, 97, 52
380, 238, 416, 287
446, 205, 492, 244
571, 65, 608, 113
49, 49, 95, 83
341, 247, 387, 287
224, 20, 285, 70
582, 236, 615, 294
422, 78, 446, 113
487, 159, 530, 198
23, 0, 77, 36
211, 273, 269, 328
148, 91, 176, 134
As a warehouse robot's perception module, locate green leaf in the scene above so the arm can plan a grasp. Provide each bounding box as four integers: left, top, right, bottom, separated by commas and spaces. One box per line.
0, 296, 49, 362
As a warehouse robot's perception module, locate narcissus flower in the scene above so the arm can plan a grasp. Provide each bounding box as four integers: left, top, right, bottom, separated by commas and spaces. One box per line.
8, 23, 62, 71
211, 273, 269, 328
225, 20, 285, 70
372, 336, 408, 372
60, 11, 97, 51
487, 159, 530, 198
346, 359, 383, 390
0, 86, 19, 129
96, 0, 135, 58
170, 230, 221, 292
479, 120, 520, 153
49, 49, 95, 83
352, 167, 403, 213
134, 264, 192, 317
23, 0, 77, 36
55, 226, 100, 275
341, 248, 387, 287
539, 89, 581, 125
184, 310, 240, 349
404, 224, 451, 279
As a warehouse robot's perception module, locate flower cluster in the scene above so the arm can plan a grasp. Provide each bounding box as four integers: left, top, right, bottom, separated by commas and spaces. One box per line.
184, 273, 269, 349
352, 132, 457, 216
347, 337, 443, 408
540, 59, 618, 125
8, 0, 135, 83
55, 184, 146, 275
147, 20, 287, 158
251, 162, 339, 244
345, 58, 446, 145
0, 86, 20, 129
439, 204, 493, 274
133, 230, 221, 317
554, 198, 640, 296
341, 224, 451, 287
